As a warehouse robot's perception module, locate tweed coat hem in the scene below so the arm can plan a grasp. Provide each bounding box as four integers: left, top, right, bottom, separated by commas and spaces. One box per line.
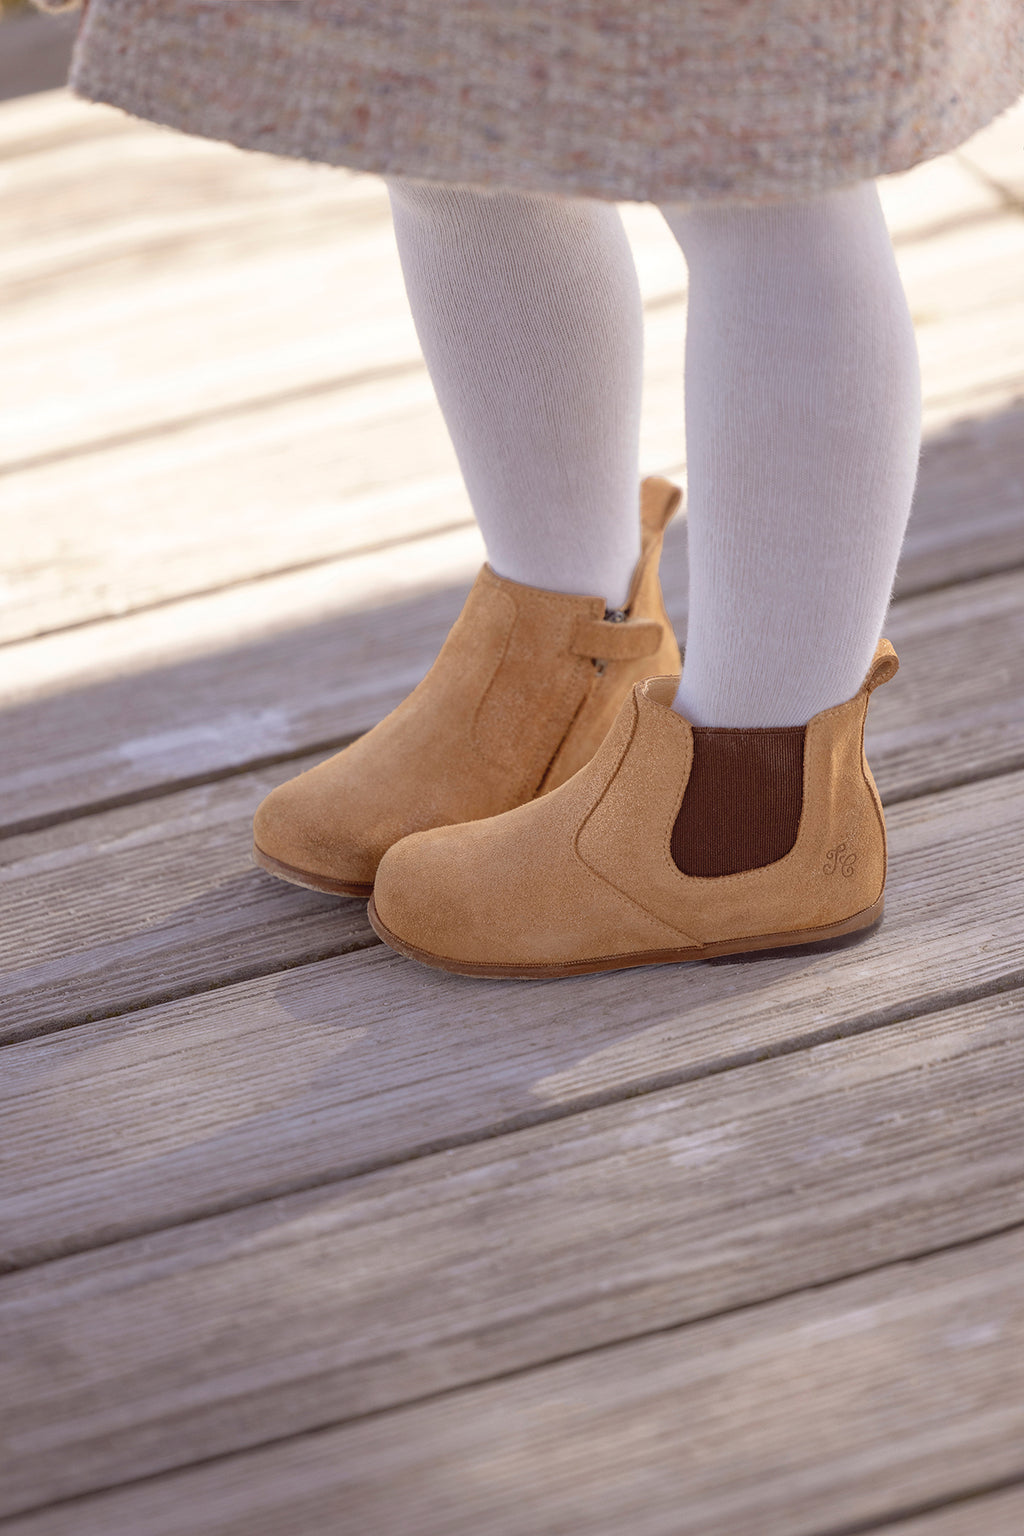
67, 0, 1024, 206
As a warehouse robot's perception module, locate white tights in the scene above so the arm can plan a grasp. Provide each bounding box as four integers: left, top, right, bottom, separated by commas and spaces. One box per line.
385, 176, 921, 728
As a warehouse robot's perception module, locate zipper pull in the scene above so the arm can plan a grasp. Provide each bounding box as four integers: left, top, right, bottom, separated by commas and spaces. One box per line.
594, 607, 629, 673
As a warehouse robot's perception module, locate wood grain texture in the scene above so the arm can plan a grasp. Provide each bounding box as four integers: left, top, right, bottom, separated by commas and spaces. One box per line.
4, 768, 1024, 1266
956, 93, 1024, 203
9, 305, 1024, 644
0, 753, 375, 1037
5, 537, 1024, 837
3, 386, 468, 642
0, 89, 997, 472
6, 1225, 1024, 1536
1, 989, 1022, 1514
1, 87, 1020, 640
0, 85, 145, 158
5, 233, 1024, 641
894, 403, 1024, 593
865, 566, 1024, 802
3, 560, 1024, 1036
0, 524, 486, 834
0, 317, 686, 642
877, 147, 1007, 238
1, 88, 1022, 1536
870, 1485, 1024, 1536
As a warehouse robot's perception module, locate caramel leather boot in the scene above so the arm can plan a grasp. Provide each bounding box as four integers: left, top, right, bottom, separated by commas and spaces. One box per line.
252, 476, 683, 896
368, 639, 900, 975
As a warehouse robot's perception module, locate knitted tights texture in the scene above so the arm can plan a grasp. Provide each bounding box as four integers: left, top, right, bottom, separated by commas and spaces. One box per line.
385, 176, 922, 727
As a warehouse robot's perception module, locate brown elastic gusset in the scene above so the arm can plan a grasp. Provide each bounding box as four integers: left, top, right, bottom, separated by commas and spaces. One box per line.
671, 724, 806, 877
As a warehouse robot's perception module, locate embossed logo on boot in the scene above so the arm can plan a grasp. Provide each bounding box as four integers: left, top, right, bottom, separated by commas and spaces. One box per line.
824, 843, 857, 877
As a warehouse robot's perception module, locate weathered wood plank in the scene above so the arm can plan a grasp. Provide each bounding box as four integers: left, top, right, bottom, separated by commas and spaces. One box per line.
0, 296, 690, 642
0, 753, 376, 1036
8, 300, 1024, 647
6, 1225, 1024, 1536
0, 97, 994, 314
0, 524, 487, 833
895, 207, 1024, 322
0, 98, 1005, 364
877, 145, 1008, 237
871, 1486, 1024, 1536
2, 384, 467, 641
0, 84, 136, 158
1, 83, 1019, 639
3, 768, 1024, 1263
0, 105, 685, 311
1, 988, 1022, 1514
4, 529, 1024, 836
0, 112, 389, 304
0, 86, 1019, 1536
895, 403, 1024, 594
956, 92, 1024, 203
6, 216, 1024, 640
916, 297, 1024, 427
4, 560, 1024, 1034
0, 298, 690, 640
864, 566, 1024, 802
0, 115, 686, 486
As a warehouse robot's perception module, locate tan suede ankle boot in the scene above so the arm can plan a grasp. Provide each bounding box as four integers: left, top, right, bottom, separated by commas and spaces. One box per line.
367, 639, 900, 976
252, 476, 683, 896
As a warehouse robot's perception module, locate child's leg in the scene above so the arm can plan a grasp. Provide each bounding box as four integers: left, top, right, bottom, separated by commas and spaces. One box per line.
254, 176, 679, 896
659, 180, 922, 726
368, 183, 919, 972
385, 177, 645, 609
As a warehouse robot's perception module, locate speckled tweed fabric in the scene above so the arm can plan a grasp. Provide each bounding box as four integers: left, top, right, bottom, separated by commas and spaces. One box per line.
67, 0, 1024, 205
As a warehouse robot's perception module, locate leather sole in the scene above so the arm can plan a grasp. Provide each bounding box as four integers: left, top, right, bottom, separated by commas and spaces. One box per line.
251, 842, 373, 899
367, 893, 885, 978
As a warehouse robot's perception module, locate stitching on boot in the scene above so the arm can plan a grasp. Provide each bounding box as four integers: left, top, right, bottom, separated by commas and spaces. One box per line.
671, 725, 806, 877
534, 677, 599, 797
857, 691, 888, 902
472, 594, 596, 802
573, 697, 705, 946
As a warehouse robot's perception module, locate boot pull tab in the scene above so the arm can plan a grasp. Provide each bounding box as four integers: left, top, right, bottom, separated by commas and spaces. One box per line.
639, 475, 683, 536
863, 638, 899, 694
571, 615, 664, 664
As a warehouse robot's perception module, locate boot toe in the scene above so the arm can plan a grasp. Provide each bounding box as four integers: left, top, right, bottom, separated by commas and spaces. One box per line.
252, 772, 377, 888
371, 827, 490, 967
369, 786, 688, 976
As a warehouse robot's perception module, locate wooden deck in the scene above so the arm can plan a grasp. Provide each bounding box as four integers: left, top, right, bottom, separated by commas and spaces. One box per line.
2, 74, 1024, 1535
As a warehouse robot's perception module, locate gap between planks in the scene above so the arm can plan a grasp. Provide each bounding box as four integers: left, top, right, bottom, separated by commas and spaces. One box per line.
848, 1482, 1024, 1536
7, 273, 1024, 643
0, 986, 1023, 1516
9, 1481, 1024, 1536
4, 556, 1024, 1036
0, 91, 1000, 464
4, 464, 1024, 837
4, 1221, 1024, 1535
3, 89, 1024, 1536
4, 766, 1024, 1266
4, 89, 1024, 640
